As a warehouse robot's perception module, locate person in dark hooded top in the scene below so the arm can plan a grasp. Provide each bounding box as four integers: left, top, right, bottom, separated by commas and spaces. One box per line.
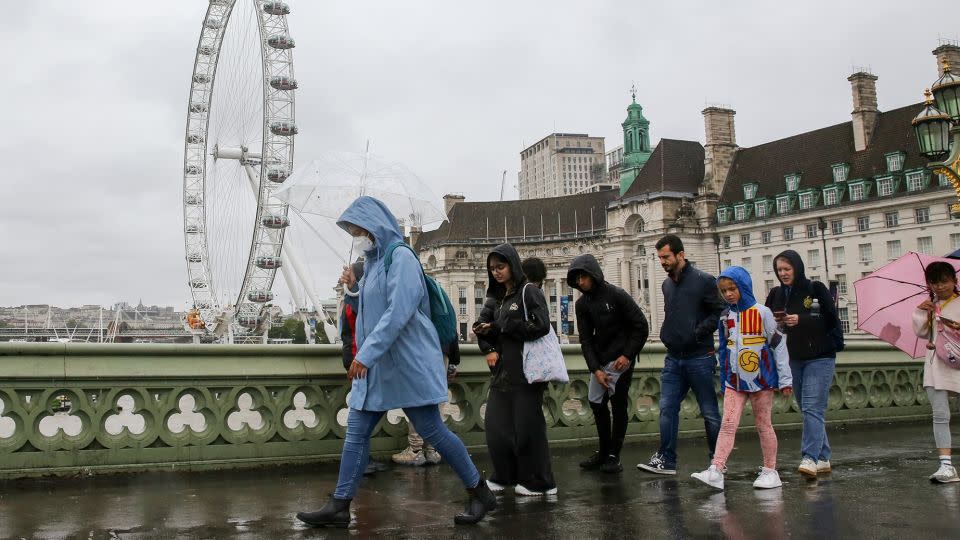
473, 243, 558, 496
567, 254, 649, 473
340, 260, 365, 370
764, 249, 844, 478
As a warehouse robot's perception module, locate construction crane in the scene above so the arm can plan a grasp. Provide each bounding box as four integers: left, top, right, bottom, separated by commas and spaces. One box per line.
499, 170, 507, 201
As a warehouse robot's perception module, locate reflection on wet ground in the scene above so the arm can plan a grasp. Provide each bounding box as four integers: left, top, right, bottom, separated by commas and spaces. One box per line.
1, 422, 959, 538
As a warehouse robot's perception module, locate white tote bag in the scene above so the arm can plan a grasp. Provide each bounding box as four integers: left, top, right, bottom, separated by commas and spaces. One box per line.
520, 283, 570, 384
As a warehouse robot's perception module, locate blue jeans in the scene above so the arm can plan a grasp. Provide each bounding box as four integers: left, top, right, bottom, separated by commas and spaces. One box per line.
658, 354, 722, 467
790, 357, 835, 461
334, 405, 480, 500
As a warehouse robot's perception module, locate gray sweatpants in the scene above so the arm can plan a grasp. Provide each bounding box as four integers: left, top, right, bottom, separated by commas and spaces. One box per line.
925, 387, 952, 450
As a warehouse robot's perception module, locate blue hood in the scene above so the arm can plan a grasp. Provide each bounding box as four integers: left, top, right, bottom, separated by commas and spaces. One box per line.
719, 266, 757, 312
336, 196, 404, 260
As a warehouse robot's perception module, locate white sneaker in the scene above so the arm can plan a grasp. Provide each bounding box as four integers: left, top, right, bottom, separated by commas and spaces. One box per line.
422, 446, 442, 465
486, 479, 507, 492
691, 464, 724, 490
753, 467, 783, 489
816, 460, 832, 474
930, 463, 960, 483
515, 484, 558, 496
798, 457, 818, 477
391, 446, 426, 466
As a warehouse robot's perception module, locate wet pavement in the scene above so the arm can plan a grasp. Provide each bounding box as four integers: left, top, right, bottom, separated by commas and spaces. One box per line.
1, 422, 959, 539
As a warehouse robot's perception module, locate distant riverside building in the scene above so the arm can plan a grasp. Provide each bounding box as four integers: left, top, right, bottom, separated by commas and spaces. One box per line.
518, 133, 606, 199
416, 43, 960, 343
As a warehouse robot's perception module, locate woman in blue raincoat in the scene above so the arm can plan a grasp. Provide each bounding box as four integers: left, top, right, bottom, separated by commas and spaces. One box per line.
296, 196, 496, 528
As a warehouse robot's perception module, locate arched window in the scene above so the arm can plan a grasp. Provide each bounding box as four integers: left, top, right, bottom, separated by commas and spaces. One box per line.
635, 218, 645, 234
626, 132, 633, 153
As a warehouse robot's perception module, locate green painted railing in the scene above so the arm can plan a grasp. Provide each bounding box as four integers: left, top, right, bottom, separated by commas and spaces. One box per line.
0, 341, 928, 478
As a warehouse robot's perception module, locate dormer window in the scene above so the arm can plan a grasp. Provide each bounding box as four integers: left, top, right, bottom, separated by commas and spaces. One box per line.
798, 191, 815, 210
785, 174, 801, 192
877, 176, 894, 197
831, 163, 850, 183
905, 170, 926, 192
743, 183, 758, 200
734, 205, 745, 221
823, 187, 839, 206
885, 152, 905, 173
717, 206, 732, 224
849, 180, 871, 201
755, 200, 768, 218
776, 196, 791, 214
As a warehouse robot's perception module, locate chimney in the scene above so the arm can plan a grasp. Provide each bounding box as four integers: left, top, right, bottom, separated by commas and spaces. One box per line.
934, 42, 960, 77
848, 71, 879, 152
443, 193, 465, 216
408, 225, 422, 249
701, 106, 737, 196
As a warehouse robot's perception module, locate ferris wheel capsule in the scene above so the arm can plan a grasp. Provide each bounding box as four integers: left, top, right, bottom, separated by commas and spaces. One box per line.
270, 76, 298, 91
263, 2, 290, 15
261, 214, 290, 229
255, 256, 282, 269
267, 35, 295, 49
270, 121, 298, 136
266, 167, 289, 183
237, 315, 262, 328
247, 289, 275, 303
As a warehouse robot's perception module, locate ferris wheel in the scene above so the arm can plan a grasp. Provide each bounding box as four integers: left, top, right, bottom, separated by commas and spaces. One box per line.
182, 0, 298, 340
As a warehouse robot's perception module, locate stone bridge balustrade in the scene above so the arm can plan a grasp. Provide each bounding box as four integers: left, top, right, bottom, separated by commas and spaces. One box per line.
0, 341, 930, 478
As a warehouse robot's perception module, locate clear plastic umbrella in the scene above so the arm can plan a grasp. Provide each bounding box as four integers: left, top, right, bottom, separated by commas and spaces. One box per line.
275, 151, 447, 228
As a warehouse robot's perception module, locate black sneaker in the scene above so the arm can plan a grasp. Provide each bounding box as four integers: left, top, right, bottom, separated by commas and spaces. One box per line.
637, 452, 676, 475
600, 455, 623, 474
579, 451, 605, 470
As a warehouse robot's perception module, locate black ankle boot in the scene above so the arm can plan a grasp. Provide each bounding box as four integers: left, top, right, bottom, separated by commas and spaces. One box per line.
296, 496, 352, 528
454, 477, 497, 525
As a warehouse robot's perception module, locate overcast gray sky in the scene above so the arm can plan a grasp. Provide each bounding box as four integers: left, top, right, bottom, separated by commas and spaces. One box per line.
2, 0, 956, 310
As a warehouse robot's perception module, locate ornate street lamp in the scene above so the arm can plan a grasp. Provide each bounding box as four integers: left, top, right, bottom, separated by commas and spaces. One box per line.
913, 61, 960, 215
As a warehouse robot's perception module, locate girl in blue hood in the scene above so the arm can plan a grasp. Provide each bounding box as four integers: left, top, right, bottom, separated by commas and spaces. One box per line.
296, 197, 496, 527
691, 266, 792, 491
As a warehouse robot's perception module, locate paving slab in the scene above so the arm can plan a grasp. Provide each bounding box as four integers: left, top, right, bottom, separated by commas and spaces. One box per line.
1, 422, 959, 539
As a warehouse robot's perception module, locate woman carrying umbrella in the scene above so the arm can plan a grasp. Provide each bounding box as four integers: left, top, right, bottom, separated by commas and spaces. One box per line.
296, 196, 496, 527
764, 250, 844, 478
912, 261, 960, 483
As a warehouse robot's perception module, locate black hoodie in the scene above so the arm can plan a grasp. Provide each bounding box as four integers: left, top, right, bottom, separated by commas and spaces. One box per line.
474, 243, 552, 388
763, 249, 843, 361
567, 254, 649, 373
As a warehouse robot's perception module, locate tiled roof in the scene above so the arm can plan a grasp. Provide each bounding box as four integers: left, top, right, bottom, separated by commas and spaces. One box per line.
621, 139, 705, 199
721, 103, 926, 202
416, 190, 618, 249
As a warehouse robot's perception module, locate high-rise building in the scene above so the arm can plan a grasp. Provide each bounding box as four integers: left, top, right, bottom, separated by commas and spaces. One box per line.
518, 133, 605, 199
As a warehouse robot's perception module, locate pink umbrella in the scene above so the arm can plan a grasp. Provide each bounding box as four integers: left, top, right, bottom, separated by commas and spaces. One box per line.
854, 252, 960, 358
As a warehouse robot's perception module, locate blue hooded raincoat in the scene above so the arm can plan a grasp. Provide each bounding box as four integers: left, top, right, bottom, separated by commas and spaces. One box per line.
337, 196, 448, 411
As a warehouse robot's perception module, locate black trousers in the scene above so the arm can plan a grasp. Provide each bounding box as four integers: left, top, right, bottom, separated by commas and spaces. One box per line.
485, 385, 556, 492
589, 364, 635, 458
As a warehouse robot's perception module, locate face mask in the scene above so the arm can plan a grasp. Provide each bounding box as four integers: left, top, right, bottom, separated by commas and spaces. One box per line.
353, 235, 374, 254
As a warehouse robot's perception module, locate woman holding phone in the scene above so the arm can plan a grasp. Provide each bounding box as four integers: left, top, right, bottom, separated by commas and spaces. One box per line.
764, 250, 844, 478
